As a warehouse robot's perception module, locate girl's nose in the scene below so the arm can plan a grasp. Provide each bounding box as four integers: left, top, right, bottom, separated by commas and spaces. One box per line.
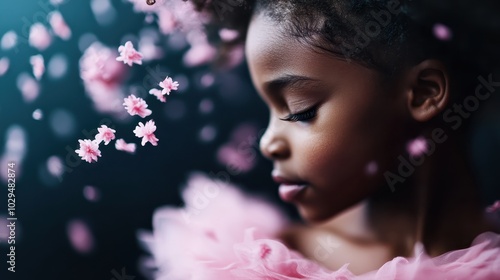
259, 126, 290, 160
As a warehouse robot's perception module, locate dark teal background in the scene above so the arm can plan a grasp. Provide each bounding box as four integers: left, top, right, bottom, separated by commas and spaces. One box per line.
0, 1, 499, 280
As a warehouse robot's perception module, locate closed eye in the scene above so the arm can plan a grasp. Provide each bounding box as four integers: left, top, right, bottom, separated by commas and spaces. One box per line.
279, 105, 318, 122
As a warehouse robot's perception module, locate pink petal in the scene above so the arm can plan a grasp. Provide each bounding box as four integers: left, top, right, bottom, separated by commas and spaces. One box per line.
115, 138, 136, 154
0, 57, 9, 76
49, 11, 72, 40
29, 23, 52, 51
30, 54, 45, 80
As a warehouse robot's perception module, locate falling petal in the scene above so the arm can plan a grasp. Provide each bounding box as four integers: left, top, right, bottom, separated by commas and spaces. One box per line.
365, 161, 378, 176
47, 54, 68, 79
433, 23, 452, 41
49, 11, 72, 40
1, 31, 17, 50
29, 23, 52, 51
406, 137, 428, 157
200, 73, 215, 88
16, 73, 40, 103
50, 109, 77, 138
30, 54, 45, 80
0, 125, 27, 183
91, 0, 117, 26
199, 98, 214, 114
66, 219, 95, 254
219, 28, 239, 41
0, 57, 9, 76
32, 109, 43, 120
47, 156, 64, 179
83, 185, 101, 202
199, 125, 217, 142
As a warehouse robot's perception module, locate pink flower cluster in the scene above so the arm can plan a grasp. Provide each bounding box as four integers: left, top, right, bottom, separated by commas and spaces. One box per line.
75, 41, 181, 163
75, 125, 136, 163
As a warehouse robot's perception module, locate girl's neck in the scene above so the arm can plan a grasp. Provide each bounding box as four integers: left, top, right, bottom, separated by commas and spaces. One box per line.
320, 133, 494, 258
368, 132, 493, 257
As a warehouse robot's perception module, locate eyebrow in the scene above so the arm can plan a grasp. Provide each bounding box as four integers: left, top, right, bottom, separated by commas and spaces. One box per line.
263, 75, 322, 95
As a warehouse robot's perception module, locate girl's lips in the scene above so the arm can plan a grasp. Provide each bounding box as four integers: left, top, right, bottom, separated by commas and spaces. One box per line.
272, 170, 309, 202
278, 184, 308, 202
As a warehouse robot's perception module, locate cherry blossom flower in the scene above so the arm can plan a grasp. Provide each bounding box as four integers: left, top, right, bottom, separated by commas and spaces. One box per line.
159, 76, 179, 95
49, 11, 72, 40
123, 94, 152, 118
149, 88, 166, 102
30, 55, 45, 80
116, 41, 144, 66
29, 23, 52, 51
79, 42, 127, 117
75, 139, 101, 163
133, 120, 159, 146
406, 136, 428, 157
115, 139, 136, 154
94, 125, 116, 145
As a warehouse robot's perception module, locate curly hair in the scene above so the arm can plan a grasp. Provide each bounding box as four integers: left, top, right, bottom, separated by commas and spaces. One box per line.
191, 0, 500, 101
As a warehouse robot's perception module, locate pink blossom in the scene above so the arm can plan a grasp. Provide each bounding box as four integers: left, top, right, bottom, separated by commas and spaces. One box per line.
94, 125, 116, 145
80, 42, 125, 84
116, 41, 144, 66
406, 136, 428, 157
0, 57, 9, 76
149, 88, 166, 102
157, 8, 177, 35
219, 28, 239, 42
29, 23, 52, 51
123, 94, 152, 118
30, 55, 45, 80
17, 73, 40, 103
433, 23, 452, 41
75, 139, 101, 163
115, 139, 136, 154
159, 76, 179, 95
1, 31, 18, 50
49, 11, 72, 40
183, 42, 217, 67
66, 219, 95, 254
133, 120, 159, 146
79, 43, 127, 117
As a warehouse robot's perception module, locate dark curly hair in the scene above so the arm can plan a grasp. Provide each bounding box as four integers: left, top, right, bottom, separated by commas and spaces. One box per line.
191, 0, 500, 103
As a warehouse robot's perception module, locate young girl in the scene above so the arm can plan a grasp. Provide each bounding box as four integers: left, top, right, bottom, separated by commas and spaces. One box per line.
139, 0, 500, 278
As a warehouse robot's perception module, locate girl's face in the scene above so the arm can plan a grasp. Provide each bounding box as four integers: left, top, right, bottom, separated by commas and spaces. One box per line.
245, 14, 409, 223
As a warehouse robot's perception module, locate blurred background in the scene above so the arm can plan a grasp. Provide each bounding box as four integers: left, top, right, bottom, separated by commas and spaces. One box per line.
0, 1, 499, 280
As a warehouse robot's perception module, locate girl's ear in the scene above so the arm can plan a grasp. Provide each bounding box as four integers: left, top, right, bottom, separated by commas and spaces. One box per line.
405, 60, 450, 122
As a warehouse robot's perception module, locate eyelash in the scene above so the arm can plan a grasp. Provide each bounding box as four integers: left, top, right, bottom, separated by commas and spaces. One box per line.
279, 106, 318, 122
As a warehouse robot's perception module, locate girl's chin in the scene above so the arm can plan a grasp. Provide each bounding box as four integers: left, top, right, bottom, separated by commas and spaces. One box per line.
296, 204, 338, 224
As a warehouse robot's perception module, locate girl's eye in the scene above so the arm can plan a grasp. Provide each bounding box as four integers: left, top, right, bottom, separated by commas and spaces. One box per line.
279, 106, 318, 122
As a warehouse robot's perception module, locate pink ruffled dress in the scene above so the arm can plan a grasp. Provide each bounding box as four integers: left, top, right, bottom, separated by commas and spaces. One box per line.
138, 173, 500, 280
